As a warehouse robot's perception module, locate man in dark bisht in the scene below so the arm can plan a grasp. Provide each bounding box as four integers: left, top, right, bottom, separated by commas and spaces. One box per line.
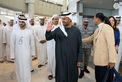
46, 12, 83, 82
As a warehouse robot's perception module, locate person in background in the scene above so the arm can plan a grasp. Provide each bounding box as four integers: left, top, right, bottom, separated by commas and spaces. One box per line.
79, 19, 94, 78
47, 14, 60, 80
109, 16, 120, 50
82, 13, 118, 82
109, 16, 120, 53
28, 18, 37, 72
3, 22, 7, 27
34, 17, 47, 68
0, 19, 2, 27
114, 16, 122, 72
0, 19, 4, 63
73, 22, 77, 28
3, 19, 14, 63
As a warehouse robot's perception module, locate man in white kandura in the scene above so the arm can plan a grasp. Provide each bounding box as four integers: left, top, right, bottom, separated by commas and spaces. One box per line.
115, 16, 122, 71
34, 17, 47, 68
28, 18, 37, 72
3, 19, 14, 63
10, 16, 35, 82
0, 19, 4, 63
47, 14, 60, 80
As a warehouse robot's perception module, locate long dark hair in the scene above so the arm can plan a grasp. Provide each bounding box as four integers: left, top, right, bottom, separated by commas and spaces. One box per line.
109, 16, 118, 30
95, 13, 111, 26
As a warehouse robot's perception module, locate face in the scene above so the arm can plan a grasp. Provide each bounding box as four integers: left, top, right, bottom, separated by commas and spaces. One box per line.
52, 17, 59, 25
19, 21, 26, 28
29, 19, 34, 25
83, 21, 89, 28
62, 16, 71, 27
93, 16, 99, 26
73, 23, 77, 27
3, 23, 6, 26
116, 20, 121, 25
9, 20, 14, 26
40, 19, 45, 25
109, 18, 115, 27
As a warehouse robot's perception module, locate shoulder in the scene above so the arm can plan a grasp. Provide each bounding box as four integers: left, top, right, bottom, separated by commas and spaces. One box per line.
54, 27, 60, 32
73, 26, 80, 31
72, 27, 81, 35
11, 29, 17, 35
102, 24, 115, 35
103, 24, 113, 31
115, 29, 120, 34
88, 27, 94, 31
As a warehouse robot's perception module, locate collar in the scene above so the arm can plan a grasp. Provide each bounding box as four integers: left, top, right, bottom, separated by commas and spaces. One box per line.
98, 22, 104, 28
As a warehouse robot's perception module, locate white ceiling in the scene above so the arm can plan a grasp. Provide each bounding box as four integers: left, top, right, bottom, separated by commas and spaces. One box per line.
45, 0, 122, 9
82, 0, 122, 9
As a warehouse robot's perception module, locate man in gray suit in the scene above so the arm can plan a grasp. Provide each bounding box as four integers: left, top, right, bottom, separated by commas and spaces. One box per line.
79, 19, 94, 78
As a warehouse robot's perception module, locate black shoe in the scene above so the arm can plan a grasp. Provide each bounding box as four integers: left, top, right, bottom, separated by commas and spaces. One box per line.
31, 69, 34, 72
38, 65, 43, 68
0, 61, 4, 63
79, 70, 84, 78
84, 66, 90, 73
48, 75, 53, 80
10, 61, 14, 63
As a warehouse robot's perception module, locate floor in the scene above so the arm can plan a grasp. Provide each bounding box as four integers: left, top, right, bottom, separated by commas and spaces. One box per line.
0, 60, 95, 82
0, 60, 122, 82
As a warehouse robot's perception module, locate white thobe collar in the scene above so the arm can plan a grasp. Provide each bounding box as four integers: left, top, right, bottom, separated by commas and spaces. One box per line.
95, 22, 104, 39
53, 24, 60, 27
98, 22, 104, 28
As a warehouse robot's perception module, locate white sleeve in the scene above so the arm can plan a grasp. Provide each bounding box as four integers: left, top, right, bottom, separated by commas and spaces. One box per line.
34, 29, 41, 42
30, 31, 35, 56
2, 28, 7, 43
10, 31, 16, 59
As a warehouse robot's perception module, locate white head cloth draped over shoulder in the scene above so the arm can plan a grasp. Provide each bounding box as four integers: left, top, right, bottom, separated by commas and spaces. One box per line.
59, 12, 73, 37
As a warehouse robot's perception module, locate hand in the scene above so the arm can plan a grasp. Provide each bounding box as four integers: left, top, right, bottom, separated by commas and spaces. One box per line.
115, 45, 119, 52
108, 63, 115, 69
77, 62, 82, 67
46, 22, 54, 32
40, 40, 47, 44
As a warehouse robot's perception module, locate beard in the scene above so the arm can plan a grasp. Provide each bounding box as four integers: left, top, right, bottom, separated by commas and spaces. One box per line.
20, 25, 26, 28
40, 23, 44, 26
31, 23, 34, 26
54, 21, 58, 25
63, 22, 69, 27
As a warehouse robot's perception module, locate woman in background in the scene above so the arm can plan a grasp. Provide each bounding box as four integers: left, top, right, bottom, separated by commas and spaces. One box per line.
109, 16, 120, 71
109, 16, 120, 53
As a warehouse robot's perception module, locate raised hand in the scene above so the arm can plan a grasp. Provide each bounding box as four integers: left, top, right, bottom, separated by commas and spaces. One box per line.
46, 22, 54, 32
